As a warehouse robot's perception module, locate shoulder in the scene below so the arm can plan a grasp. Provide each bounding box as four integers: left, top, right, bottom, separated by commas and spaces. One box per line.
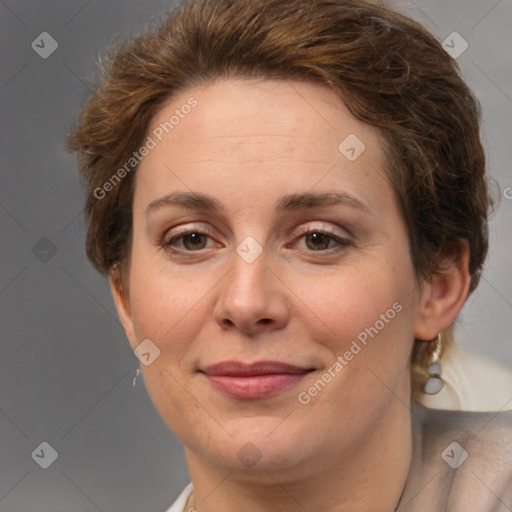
398, 404, 512, 511
414, 402, 512, 445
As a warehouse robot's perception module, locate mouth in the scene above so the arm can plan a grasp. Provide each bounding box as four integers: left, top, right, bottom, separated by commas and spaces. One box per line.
199, 361, 315, 399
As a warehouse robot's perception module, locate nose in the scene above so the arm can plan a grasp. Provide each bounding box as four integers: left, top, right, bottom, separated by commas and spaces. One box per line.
213, 252, 290, 336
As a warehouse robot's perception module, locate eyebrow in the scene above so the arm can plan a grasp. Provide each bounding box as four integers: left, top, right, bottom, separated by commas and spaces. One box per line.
145, 191, 371, 216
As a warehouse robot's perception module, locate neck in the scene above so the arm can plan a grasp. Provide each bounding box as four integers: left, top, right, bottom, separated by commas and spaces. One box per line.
184, 400, 412, 512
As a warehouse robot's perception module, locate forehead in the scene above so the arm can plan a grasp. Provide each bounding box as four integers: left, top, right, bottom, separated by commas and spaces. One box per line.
134, 78, 390, 213
149, 78, 381, 151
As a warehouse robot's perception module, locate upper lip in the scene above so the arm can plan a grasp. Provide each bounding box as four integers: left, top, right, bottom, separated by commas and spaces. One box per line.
200, 361, 313, 377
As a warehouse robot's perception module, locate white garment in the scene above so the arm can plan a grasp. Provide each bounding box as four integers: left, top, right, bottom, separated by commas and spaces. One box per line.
165, 482, 193, 512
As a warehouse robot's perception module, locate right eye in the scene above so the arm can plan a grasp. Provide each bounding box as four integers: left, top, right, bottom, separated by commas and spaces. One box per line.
163, 229, 217, 252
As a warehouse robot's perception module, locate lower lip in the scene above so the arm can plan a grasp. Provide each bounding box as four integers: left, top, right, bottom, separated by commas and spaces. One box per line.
205, 373, 310, 399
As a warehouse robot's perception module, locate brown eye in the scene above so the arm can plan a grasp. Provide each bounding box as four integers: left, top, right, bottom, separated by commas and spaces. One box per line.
301, 231, 349, 251
164, 230, 215, 252
305, 232, 333, 251
181, 232, 208, 250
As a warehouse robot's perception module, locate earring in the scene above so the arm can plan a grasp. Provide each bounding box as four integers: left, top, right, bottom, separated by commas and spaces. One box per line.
132, 367, 140, 389
423, 333, 444, 395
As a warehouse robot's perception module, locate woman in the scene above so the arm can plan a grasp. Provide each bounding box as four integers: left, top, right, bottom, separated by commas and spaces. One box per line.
67, 0, 512, 510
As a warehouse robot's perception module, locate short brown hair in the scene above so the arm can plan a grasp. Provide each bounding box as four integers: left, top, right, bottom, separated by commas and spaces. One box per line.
67, 0, 493, 399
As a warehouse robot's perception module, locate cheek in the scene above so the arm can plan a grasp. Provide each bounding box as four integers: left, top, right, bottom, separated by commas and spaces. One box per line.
293, 261, 417, 401
296, 264, 409, 344
127, 249, 214, 357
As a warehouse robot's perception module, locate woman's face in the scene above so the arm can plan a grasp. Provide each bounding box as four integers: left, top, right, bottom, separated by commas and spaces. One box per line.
114, 78, 433, 475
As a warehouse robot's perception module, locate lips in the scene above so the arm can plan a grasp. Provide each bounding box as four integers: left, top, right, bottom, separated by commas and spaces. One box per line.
200, 361, 314, 399
202, 360, 312, 377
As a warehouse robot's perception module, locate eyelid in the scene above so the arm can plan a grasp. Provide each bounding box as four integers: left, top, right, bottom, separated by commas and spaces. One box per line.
296, 223, 351, 242
293, 223, 348, 239
166, 224, 214, 238
163, 223, 345, 239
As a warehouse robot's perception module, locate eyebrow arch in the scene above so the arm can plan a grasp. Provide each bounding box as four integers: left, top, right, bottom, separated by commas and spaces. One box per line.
145, 192, 225, 215
145, 190, 371, 216
276, 191, 371, 214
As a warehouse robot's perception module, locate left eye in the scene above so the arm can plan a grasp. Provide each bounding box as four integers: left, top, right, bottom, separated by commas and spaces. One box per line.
295, 230, 350, 251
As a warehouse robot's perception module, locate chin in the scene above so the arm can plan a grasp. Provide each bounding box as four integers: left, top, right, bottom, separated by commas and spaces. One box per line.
189, 418, 323, 477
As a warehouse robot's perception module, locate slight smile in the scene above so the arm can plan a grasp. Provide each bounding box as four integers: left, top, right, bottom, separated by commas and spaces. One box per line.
200, 361, 316, 399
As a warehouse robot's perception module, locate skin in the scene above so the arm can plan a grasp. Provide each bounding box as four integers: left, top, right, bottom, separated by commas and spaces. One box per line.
111, 78, 470, 511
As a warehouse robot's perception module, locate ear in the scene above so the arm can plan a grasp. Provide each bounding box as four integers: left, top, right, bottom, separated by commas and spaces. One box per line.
413, 240, 471, 341
109, 265, 138, 350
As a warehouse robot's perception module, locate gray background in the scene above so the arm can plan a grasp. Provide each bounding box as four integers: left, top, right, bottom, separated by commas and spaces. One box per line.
0, 0, 511, 510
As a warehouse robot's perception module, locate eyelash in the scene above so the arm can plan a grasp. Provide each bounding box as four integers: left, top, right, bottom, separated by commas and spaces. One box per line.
161, 225, 351, 256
